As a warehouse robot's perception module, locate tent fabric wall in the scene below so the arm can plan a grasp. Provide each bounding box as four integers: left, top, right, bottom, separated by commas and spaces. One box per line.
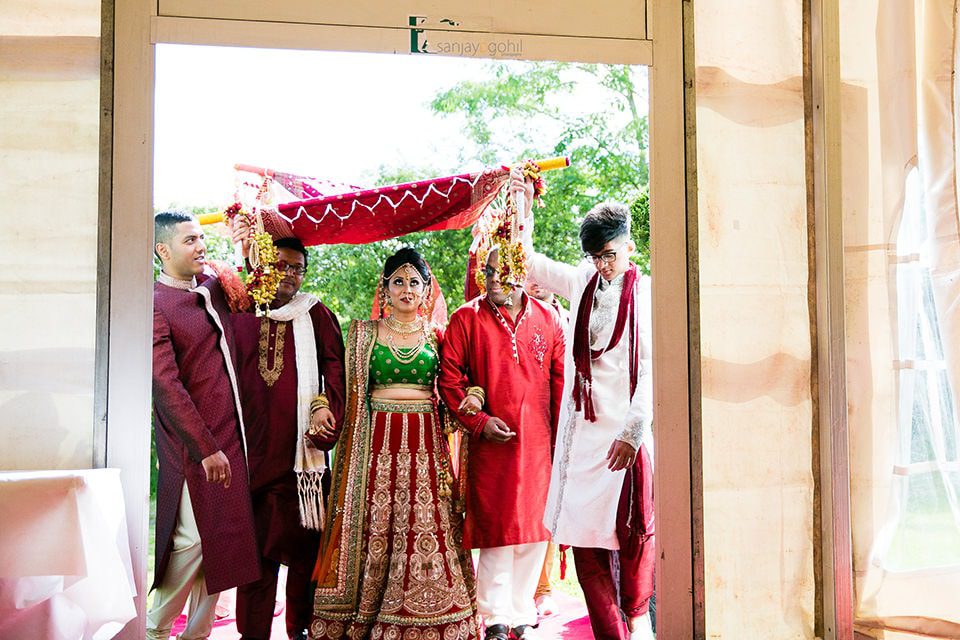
0, 0, 101, 470
842, 0, 960, 637
695, 1, 816, 637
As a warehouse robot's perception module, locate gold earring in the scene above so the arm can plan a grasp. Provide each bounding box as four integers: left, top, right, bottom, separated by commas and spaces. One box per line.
377, 284, 389, 317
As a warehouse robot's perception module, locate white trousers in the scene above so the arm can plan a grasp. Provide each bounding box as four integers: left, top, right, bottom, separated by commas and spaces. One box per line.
146, 483, 219, 640
476, 541, 549, 628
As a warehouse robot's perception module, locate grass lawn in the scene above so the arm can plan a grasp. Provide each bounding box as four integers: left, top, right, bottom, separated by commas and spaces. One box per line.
885, 505, 960, 571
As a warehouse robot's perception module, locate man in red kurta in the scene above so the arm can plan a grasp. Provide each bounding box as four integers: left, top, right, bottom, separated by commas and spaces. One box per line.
524, 278, 568, 618
232, 237, 346, 640
439, 249, 565, 640
150, 211, 260, 640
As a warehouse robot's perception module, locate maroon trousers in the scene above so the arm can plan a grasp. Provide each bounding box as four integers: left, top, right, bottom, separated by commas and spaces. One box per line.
236, 552, 316, 639
572, 446, 655, 640
236, 480, 322, 639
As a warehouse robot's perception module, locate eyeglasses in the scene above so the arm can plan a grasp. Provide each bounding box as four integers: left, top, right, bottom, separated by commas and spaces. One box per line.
584, 241, 627, 265
278, 261, 307, 276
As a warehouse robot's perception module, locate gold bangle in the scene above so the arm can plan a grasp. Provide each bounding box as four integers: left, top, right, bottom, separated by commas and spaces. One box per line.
465, 386, 485, 404
310, 393, 330, 413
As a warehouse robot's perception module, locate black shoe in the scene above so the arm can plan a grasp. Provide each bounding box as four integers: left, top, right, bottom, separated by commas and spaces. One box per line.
511, 624, 539, 639
484, 624, 511, 640
291, 630, 309, 640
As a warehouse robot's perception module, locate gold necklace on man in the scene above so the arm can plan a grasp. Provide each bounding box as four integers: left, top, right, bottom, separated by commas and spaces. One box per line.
383, 315, 425, 364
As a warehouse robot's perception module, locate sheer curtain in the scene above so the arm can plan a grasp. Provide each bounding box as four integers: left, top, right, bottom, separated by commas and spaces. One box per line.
843, 1, 960, 637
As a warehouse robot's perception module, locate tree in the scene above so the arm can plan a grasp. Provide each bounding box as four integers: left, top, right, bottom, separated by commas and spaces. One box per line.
311, 62, 652, 322
171, 61, 651, 323
431, 62, 650, 272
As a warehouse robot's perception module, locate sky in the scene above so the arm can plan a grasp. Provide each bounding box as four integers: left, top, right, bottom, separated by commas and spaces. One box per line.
154, 44, 646, 209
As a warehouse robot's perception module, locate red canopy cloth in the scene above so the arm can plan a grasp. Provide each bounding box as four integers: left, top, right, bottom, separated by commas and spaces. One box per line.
260, 168, 509, 246
220, 157, 570, 246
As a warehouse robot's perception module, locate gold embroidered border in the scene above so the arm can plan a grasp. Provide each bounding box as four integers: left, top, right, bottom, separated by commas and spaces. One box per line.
370, 398, 434, 414
257, 317, 286, 386
372, 609, 476, 627
314, 319, 377, 612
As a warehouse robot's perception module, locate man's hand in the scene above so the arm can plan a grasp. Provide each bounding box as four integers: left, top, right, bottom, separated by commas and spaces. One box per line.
606, 439, 637, 471
458, 394, 482, 416
509, 167, 535, 218
308, 407, 337, 441
227, 216, 253, 259
482, 417, 516, 443
201, 450, 232, 488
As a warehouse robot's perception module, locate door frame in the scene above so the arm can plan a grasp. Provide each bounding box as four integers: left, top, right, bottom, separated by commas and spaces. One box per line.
104, 1, 700, 637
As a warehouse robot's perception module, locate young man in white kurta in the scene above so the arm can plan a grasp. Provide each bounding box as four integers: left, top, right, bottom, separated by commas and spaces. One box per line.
516, 180, 655, 640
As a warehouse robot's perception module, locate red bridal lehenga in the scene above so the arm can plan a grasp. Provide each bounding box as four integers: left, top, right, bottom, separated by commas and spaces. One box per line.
310, 319, 481, 640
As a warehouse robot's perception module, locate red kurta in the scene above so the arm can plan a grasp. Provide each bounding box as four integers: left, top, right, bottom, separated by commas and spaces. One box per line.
438, 294, 565, 549
233, 303, 346, 561
152, 273, 259, 594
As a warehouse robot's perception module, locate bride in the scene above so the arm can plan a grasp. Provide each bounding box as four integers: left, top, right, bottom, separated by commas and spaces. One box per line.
309, 247, 481, 640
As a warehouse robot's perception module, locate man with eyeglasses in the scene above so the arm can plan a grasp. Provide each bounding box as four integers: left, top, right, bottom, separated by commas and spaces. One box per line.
231, 235, 346, 640
516, 172, 655, 640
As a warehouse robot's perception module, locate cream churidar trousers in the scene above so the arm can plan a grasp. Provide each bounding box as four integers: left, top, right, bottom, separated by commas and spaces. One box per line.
476, 542, 549, 628
146, 483, 219, 640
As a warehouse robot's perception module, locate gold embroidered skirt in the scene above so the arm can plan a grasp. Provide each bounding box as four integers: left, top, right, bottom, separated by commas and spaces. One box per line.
311, 398, 481, 640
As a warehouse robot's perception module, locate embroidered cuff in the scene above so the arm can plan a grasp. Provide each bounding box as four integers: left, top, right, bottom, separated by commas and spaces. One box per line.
616, 420, 647, 451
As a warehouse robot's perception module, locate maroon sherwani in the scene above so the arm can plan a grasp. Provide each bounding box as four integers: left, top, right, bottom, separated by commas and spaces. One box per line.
438, 294, 565, 549
152, 273, 260, 595
233, 302, 345, 639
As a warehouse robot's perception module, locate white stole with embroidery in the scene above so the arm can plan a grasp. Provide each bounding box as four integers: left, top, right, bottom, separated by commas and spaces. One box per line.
268, 292, 327, 530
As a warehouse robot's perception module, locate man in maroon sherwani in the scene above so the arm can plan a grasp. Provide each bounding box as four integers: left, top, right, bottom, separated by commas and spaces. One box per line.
439, 248, 565, 640
150, 211, 260, 640
232, 237, 346, 640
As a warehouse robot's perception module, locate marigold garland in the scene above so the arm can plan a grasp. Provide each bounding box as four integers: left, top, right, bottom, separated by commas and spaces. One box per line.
520, 158, 547, 199
222, 201, 282, 316
474, 162, 542, 299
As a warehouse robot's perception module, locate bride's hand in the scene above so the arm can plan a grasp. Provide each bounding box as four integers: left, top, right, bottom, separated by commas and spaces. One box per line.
458, 394, 482, 416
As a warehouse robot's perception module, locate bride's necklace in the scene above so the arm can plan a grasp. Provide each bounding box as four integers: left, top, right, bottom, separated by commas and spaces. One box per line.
384, 315, 423, 335
383, 316, 426, 364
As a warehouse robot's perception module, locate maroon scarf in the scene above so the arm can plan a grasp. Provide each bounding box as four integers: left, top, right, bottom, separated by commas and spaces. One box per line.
572, 263, 639, 422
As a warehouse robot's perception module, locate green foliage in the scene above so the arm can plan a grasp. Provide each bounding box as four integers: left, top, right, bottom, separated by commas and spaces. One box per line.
630, 188, 651, 274
432, 62, 650, 273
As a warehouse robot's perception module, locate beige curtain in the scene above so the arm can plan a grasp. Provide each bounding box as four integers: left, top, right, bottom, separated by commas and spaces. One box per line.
842, 1, 960, 637
0, 1, 101, 470
695, 1, 816, 637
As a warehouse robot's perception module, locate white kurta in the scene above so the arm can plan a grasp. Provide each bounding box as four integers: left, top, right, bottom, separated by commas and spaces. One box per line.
529, 252, 653, 550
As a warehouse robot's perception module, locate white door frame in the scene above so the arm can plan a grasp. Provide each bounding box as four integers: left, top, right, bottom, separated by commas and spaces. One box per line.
106, 1, 698, 637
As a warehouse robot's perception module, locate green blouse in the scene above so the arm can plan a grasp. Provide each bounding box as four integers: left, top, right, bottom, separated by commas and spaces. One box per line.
369, 340, 438, 390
